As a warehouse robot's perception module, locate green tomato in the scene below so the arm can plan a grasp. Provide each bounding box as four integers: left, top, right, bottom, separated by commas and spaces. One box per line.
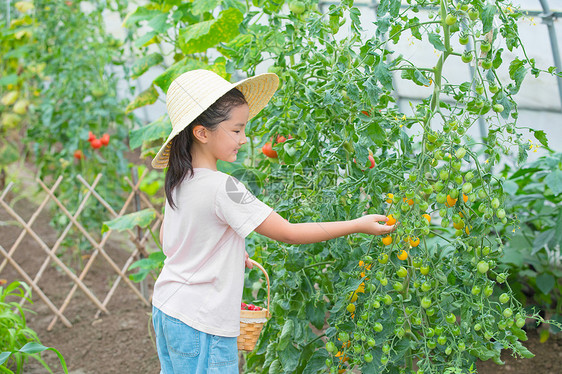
421, 281, 432, 292
477, 261, 489, 274
480, 41, 492, 53
427, 339, 437, 349
445, 14, 457, 26
474, 323, 482, 331
374, 322, 383, 332
458, 341, 466, 351
516, 318, 526, 328
496, 208, 506, 219
397, 266, 408, 278
326, 341, 336, 353
484, 284, 494, 297
364, 352, 374, 362
455, 147, 466, 159
468, 8, 479, 21
421, 296, 432, 309
426, 327, 435, 337
380, 277, 388, 286
437, 192, 447, 204
459, 33, 469, 45
491, 198, 500, 209
383, 294, 393, 305
446, 313, 456, 324
462, 182, 473, 194
378, 253, 389, 264
489, 83, 500, 93
465, 171, 475, 181
471, 285, 481, 295
493, 103, 504, 113
461, 51, 473, 63
339, 331, 349, 343
393, 281, 404, 292
475, 84, 485, 95
382, 343, 391, 354
499, 293, 510, 304
289, 1, 306, 15
420, 265, 430, 275
381, 355, 389, 364
438, 335, 447, 345
503, 308, 513, 318
482, 58, 493, 69
435, 326, 444, 335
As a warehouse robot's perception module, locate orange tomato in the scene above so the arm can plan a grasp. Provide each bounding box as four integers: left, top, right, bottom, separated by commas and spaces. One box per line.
386, 214, 397, 226
463, 193, 468, 203
422, 213, 431, 224
409, 236, 420, 247
386, 193, 394, 203
446, 195, 458, 207
397, 249, 408, 260
261, 142, 278, 158
403, 197, 414, 206
382, 236, 393, 246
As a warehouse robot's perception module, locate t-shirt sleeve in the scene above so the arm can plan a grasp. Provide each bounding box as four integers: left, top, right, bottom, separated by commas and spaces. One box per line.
215, 175, 274, 238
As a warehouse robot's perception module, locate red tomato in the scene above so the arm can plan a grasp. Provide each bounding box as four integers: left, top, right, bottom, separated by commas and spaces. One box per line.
262, 142, 278, 158
101, 133, 110, 146
276, 135, 287, 143
361, 110, 370, 116
368, 154, 375, 169
91, 138, 102, 149
88, 131, 96, 142
73, 150, 84, 160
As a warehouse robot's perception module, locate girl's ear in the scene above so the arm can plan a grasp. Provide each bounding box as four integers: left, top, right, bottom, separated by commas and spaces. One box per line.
192, 124, 209, 143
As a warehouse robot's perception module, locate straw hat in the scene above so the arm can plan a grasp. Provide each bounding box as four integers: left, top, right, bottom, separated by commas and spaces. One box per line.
151, 69, 279, 169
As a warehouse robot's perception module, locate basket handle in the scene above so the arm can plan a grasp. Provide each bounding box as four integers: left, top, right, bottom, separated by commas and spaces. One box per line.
249, 259, 270, 318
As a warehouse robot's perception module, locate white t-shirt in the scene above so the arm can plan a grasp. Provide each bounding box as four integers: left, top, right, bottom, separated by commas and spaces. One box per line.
152, 167, 273, 337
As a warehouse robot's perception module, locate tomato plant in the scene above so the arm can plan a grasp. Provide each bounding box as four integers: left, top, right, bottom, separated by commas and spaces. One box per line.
126, 0, 560, 372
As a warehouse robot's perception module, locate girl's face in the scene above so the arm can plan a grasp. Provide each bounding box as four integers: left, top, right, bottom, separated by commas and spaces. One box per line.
209, 103, 249, 163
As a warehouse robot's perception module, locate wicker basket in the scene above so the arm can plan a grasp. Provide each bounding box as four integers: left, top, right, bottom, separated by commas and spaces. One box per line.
237, 259, 270, 351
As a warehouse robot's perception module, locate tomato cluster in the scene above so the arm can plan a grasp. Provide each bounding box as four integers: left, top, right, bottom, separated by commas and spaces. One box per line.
88, 131, 110, 149
241, 302, 262, 311
261, 134, 292, 158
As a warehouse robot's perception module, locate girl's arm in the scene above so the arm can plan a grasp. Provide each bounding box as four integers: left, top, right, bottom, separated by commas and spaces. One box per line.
254, 211, 395, 245
159, 219, 164, 245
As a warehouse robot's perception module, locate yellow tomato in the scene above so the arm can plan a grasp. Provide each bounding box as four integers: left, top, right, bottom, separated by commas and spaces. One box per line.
409, 236, 420, 247
422, 213, 431, 224
446, 195, 458, 207
382, 236, 393, 246
386, 214, 397, 226
397, 250, 408, 260
386, 193, 394, 203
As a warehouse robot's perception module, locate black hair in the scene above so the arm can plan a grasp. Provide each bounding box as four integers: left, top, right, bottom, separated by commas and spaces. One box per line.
165, 87, 247, 209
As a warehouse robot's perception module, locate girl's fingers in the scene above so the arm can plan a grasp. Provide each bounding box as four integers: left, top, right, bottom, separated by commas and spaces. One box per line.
371, 214, 388, 222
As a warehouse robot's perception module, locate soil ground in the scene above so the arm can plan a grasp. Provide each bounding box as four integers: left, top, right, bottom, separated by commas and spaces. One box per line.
0, 183, 560, 373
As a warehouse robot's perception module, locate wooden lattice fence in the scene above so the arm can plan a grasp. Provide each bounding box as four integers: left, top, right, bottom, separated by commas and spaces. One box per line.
0, 169, 162, 330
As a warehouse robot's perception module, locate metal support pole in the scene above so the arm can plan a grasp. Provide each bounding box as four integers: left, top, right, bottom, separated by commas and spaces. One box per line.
131, 168, 148, 300
6, 0, 11, 27
538, 0, 562, 111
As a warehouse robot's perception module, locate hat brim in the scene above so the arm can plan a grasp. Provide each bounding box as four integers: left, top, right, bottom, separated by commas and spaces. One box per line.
151, 72, 279, 169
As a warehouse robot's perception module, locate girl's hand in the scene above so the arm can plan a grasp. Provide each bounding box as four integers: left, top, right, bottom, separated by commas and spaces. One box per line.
245, 251, 253, 269
354, 214, 396, 236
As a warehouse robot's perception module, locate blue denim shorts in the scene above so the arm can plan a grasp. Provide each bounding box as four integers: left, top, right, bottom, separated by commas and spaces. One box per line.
152, 306, 239, 374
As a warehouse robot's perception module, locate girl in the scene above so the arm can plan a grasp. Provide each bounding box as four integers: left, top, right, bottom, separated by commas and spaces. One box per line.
151, 69, 395, 373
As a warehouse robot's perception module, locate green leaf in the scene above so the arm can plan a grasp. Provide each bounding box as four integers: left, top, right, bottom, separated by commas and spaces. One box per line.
192, 0, 221, 16
481, 4, 496, 33
0, 352, 11, 365
178, 8, 243, 54
129, 116, 172, 150
102, 209, 156, 234
122, 7, 163, 28
531, 129, 549, 148
508, 58, 527, 93
305, 301, 326, 330
125, 85, 159, 113
277, 343, 300, 372
428, 33, 446, 51
153, 58, 209, 92
277, 319, 294, 351
303, 349, 329, 374
535, 273, 555, 294
131, 53, 164, 79
375, 62, 393, 91
0, 74, 18, 87
18, 342, 48, 354
148, 13, 169, 34
134, 31, 158, 48
545, 169, 562, 196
